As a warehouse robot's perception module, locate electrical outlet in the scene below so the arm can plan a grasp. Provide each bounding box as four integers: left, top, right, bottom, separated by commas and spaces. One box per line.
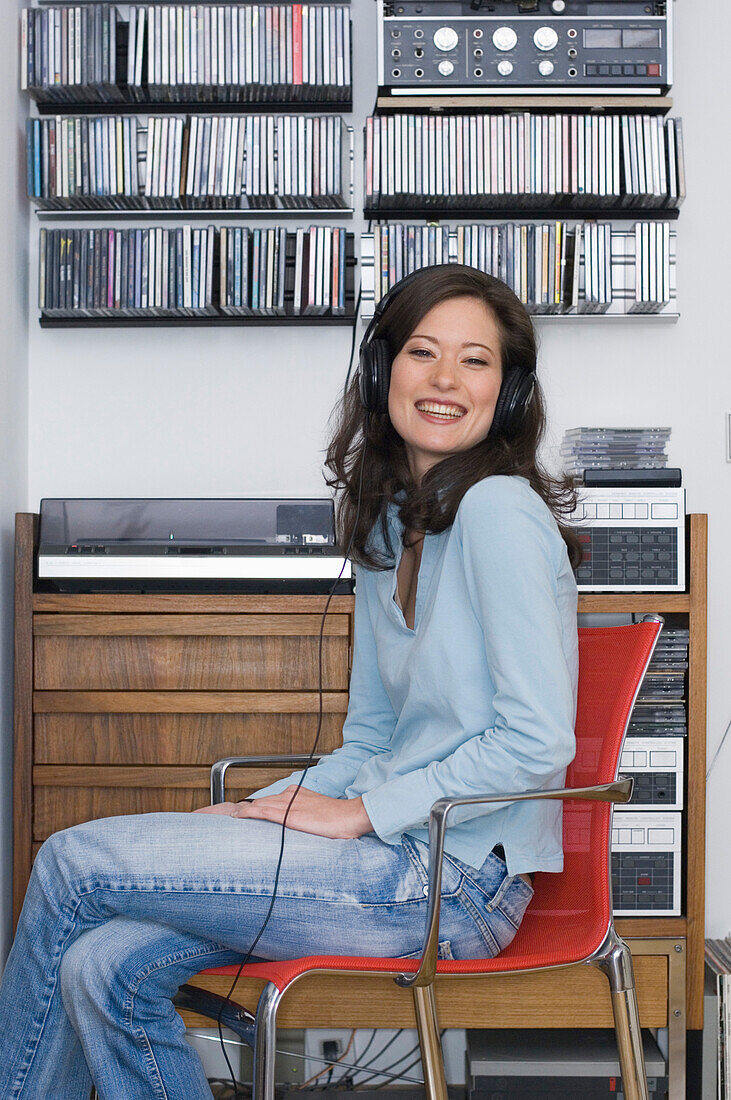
303, 1028, 354, 1085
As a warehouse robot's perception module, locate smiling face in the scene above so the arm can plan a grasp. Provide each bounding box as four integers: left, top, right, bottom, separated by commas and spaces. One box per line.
387, 295, 504, 484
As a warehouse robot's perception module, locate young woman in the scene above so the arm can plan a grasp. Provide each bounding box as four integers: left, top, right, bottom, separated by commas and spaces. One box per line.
0, 265, 581, 1100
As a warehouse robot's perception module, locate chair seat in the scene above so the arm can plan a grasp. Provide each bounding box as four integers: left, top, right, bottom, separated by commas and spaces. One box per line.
198, 907, 610, 993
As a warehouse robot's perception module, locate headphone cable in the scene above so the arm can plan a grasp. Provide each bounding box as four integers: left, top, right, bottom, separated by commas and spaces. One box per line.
216, 431, 369, 1096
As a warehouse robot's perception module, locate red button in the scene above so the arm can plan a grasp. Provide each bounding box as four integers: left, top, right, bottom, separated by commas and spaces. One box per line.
647, 63, 660, 76
638, 876, 652, 885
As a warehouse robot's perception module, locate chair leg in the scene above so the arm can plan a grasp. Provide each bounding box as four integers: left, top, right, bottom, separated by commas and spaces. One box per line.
252, 981, 283, 1100
610, 984, 650, 1100
593, 931, 650, 1100
412, 984, 448, 1100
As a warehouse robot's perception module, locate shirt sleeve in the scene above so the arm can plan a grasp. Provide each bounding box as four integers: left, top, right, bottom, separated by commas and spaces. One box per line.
361, 477, 578, 840
249, 565, 398, 801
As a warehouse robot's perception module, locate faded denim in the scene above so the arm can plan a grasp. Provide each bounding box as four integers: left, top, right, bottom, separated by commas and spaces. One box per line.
0, 811, 533, 1099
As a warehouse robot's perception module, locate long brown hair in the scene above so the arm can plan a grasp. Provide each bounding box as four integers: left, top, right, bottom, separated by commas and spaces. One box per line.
325, 264, 582, 571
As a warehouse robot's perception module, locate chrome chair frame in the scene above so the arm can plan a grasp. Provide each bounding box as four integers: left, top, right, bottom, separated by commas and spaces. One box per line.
202, 770, 646, 1100
185, 615, 663, 1100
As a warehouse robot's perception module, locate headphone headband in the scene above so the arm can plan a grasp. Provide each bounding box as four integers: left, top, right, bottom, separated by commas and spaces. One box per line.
360, 268, 427, 354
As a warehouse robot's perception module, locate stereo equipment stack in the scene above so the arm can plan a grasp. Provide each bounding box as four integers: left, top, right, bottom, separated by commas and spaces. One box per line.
378, 0, 671, 96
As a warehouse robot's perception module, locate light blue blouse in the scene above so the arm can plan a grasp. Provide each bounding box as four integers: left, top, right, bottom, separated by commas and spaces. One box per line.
253, 474, 579, 877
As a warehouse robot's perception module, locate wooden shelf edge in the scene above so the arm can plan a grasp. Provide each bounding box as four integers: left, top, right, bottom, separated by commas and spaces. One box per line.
32, 764, 293, 788
617, 918, 687, 937
33, 690, 351, 714
578, 594, 690, 612
32, 593, 356, 612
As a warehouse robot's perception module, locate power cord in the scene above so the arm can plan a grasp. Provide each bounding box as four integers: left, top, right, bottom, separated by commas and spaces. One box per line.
348, 1029, 403, 1079
187, 1029, 427, 1088
356, 1031, 446, 1092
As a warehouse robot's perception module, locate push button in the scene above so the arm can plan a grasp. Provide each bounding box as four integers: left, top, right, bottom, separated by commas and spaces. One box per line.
647, 63, 660, 76
635, 63, 647, 75
598, 63, 610, 75
585, 63, 597, 76
611, 64, 622, 75
651, 751, 677, 767
648, 828, 675, 844
652, 503, 678, 519
623, 63, 634, 75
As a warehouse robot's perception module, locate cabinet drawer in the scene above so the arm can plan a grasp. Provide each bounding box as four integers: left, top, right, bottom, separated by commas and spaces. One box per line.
35, 707, 346, 765
33, 765, 292, 841
34, 615, 350, 690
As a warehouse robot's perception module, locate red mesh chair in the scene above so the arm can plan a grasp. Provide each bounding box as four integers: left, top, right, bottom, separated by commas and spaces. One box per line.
176, 615, 662, 1100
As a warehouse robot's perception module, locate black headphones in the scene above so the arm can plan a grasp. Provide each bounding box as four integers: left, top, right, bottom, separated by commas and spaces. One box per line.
358, 267, 537, 439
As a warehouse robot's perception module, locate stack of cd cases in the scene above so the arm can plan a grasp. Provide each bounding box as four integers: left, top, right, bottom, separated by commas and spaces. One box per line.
631, 626, 689, 735
561, 427, 671, 476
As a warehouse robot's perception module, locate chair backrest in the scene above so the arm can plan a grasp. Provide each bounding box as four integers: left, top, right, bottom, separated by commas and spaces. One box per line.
501, 618, 662, 967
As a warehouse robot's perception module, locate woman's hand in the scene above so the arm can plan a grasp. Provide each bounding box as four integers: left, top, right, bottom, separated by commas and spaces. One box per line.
193, 787, 374, 840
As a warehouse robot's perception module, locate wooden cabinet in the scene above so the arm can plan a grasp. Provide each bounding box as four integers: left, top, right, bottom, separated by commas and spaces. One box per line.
13, 511, 707, 1099
13, 513, 353, 889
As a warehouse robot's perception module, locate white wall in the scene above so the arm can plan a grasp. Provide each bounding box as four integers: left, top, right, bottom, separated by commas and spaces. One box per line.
12, 0, 731, 949
0, 2, 29, 960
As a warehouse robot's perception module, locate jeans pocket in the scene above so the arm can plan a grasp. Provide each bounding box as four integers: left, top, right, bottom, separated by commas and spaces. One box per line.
397, 940, 455, 961
494, 875, 535, 932
401, 835, 463, 897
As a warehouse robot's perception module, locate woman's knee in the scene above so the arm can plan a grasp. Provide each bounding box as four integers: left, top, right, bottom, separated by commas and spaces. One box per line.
59, 922, 156, 1023
34, 820, 109, 894
59, 928, 121, 1021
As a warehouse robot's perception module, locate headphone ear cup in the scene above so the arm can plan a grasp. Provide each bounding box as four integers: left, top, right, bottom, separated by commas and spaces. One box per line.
359, 342, 378, 413
371, 339, 392, 415
491, 370, 536, 438
360, 338, 392, 414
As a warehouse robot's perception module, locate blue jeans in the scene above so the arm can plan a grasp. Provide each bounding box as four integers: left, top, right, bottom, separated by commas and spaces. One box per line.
0, 813, 534, 1100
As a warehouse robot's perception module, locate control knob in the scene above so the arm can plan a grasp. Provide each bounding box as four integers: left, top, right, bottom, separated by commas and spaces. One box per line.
438, 59, 455, 76
551, 0, 566, 11
492, 26, 518, 51
533, 26, 559, 51
497, 59, 513, 76
433, 26, 459, 52
538, 59, 555, 75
